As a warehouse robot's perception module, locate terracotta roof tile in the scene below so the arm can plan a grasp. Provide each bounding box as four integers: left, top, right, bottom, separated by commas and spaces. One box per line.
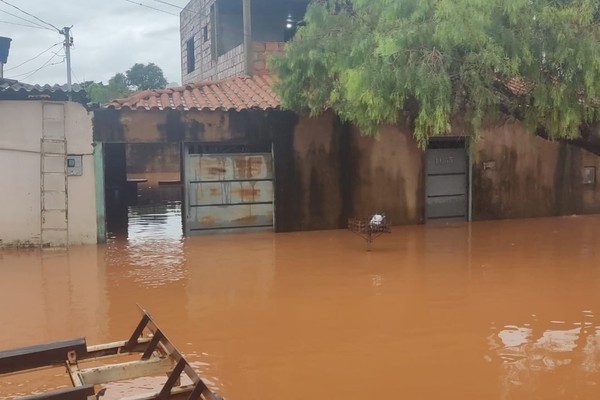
104, 75, 281, 112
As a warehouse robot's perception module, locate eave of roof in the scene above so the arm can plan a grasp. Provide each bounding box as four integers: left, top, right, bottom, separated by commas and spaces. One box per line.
103, 74, 281, 112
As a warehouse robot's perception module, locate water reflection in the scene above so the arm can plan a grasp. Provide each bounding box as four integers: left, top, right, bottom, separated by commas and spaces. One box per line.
491, 312, 600, 399
106, 201, 185, 288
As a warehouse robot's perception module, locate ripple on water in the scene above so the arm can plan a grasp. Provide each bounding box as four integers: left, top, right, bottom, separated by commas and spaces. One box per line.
108, 202, 186, 288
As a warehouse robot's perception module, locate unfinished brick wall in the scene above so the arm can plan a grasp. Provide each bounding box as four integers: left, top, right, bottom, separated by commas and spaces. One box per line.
180, 0, 287, 83
181, 0, 245, 83
252, 42, 285, 75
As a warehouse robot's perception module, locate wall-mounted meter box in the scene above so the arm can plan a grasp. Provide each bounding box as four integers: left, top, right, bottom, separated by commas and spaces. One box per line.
67, 155, 83, 176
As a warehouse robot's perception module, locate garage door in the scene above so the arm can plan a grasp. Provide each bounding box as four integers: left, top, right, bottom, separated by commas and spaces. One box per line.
425, 146, 468, 223
184, 147, 274, 234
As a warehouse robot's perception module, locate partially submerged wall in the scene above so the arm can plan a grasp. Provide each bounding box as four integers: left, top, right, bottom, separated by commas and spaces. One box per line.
94, 107, 600, 233
473, 121, 600, 220
0, 100, 97, 248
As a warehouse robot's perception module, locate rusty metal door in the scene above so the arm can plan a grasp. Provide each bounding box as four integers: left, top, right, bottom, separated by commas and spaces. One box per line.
425, 146, 468, 223
183, 148, 274, 234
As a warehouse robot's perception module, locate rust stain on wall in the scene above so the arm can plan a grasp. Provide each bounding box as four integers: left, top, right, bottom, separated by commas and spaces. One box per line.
234, 215, 259, 223
235, 157, 264, 179
201, 216, 217, 226
233, 188, 261, 199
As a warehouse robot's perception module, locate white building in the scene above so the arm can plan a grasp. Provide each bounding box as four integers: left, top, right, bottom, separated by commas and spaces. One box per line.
0, 79, 99, 248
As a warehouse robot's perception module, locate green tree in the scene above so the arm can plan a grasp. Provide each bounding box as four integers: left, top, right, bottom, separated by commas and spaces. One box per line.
82, 73, 131, 104
126, 63, 168, 90
270, 0, 600, 148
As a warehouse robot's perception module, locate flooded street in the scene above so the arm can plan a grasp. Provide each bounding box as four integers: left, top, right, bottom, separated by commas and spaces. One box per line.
2, 210, 600, 399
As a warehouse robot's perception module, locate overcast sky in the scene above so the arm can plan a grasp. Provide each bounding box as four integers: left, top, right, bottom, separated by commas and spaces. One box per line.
0, 0, 186, 85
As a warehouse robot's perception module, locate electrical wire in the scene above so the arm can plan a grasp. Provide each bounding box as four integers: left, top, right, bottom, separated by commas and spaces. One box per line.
71, 67, 82, 85
8, 50, 64, 81
20, 58, 64, 82
0, 0, 61, 32
152, 0, 182, 10
122, 0, 179, 16
151, 0, 206, 16
0, 7, 53, 30
0, 19, 50, 30
4, 41, 62, 72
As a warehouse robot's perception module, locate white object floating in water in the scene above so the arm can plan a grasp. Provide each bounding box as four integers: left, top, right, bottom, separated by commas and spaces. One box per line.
370, 214, 384, 225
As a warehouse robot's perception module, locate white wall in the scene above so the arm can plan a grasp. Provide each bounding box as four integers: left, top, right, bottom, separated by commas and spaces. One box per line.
0, 100, 97, 247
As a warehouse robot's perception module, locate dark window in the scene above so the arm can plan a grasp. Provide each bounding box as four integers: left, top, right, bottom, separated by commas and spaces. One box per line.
186, 37, 195, 73
203, 25, 209, 43
214, 0, 243, 56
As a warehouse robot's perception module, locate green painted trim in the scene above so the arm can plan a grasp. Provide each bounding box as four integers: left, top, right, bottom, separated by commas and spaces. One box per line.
467, 137, 473, 222
93, 142, 106, 243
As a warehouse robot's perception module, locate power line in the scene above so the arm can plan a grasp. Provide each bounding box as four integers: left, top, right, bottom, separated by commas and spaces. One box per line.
8, 49, 64, 80
71, 67, 82, 85
4, 41, 62, 72
152, 0, 182, 10
123, 0, 179, 16
21, 58, 64, 82
0, 19, 51, 30
0, 0, 61, 32
151, 0, 206, 16
0, 7, 53, 30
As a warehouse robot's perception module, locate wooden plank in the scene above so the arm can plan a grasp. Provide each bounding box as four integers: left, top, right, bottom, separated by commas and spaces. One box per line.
119, 385, 195, 400
141, 331, 164, 360
0, 338, 87, 374
79, 357, 174, 385
19, 384, 95, 400
126, 314, 150, 351
159, 358, 187, 398
85, 337, 152, 358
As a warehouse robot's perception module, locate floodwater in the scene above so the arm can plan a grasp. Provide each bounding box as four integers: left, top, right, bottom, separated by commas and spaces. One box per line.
1, 207, 600, 400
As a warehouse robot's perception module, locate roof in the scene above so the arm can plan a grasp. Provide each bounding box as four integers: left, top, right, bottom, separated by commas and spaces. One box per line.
104, 75, 281, 112
102, 74, 530, 113
0, 78, 86, 103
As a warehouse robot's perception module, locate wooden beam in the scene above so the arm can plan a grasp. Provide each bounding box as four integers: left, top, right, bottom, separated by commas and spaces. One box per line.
86, 337, 152, 359
79, 357, 174, 385
19, 385, 95, 400
0, 338, 87, 374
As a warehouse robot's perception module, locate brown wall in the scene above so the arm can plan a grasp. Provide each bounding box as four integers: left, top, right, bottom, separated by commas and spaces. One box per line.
126, 143, 180, 174
349, 125, 424, 225
281, 113, 424, 231
94, 108, 600, 232
473, 121, 600, 220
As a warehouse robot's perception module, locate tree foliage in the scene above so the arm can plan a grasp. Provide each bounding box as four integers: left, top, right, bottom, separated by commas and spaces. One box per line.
82, 63, 168, 104
83, 73, 131, 104
269, 0, 600, 147
126, 63, 168, 91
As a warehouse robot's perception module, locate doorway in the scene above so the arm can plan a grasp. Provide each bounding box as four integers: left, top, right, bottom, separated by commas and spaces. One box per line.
424, 138, 469, 223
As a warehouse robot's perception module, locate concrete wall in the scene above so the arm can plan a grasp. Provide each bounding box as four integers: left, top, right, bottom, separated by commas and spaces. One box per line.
271, 112, 425, 231
473, 121, 600, 219
94, 107, 600, 232
126, 143, 181, 174
0, 100, 97, 248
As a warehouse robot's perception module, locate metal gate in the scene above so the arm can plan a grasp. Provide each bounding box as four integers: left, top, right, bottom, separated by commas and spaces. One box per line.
184, 147, 274, 234
425, 146, 468, 223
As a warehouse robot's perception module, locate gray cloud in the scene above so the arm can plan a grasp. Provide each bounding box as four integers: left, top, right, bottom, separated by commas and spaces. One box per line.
1, 0, 185, 85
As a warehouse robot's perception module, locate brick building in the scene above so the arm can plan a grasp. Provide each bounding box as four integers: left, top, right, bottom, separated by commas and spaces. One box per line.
180, 0, 309, 83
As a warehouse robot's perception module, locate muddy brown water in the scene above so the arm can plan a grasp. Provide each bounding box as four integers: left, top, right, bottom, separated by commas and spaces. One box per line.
1, 206, 600, 399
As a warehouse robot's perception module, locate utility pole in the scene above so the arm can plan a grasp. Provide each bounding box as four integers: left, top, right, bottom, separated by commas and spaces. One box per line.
61, 27, 73, 101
